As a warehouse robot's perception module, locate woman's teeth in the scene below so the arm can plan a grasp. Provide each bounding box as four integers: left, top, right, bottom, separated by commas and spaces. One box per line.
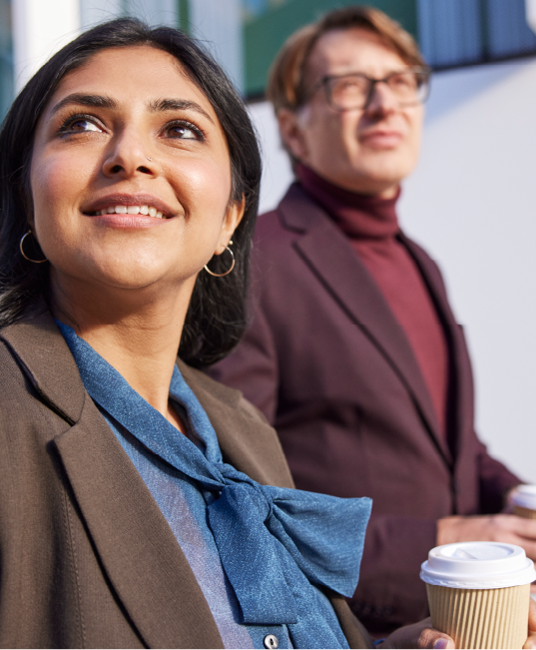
97, 205, 164, 218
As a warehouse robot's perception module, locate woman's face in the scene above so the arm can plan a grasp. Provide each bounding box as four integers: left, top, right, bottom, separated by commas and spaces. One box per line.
30, 45, 243, 303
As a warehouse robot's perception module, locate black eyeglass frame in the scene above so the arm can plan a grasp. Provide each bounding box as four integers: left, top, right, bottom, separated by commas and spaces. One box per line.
303, 66, 432, 111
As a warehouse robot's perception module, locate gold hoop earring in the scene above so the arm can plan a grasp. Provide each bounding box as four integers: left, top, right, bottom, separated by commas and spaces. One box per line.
204, 242, 235, 277
20, 231, 48, 264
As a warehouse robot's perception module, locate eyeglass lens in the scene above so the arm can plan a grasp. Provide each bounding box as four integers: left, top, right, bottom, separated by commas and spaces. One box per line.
327, 69, 429, 110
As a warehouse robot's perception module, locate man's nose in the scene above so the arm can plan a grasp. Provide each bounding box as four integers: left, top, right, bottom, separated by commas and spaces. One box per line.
364, 80, 398, 114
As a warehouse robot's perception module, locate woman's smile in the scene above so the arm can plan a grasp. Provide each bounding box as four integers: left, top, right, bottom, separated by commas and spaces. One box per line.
82, 192, 177, 227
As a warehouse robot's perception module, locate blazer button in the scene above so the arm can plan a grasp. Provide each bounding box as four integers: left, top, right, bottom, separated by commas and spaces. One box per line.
263, 634, 279, 649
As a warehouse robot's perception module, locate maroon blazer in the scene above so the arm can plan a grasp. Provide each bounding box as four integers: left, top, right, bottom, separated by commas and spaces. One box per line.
209, 183, 521, 635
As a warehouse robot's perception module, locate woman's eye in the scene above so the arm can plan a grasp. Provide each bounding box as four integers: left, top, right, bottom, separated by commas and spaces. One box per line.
165, 122, 203, 140
60, 116, 103, 135
71, 119, 100, 132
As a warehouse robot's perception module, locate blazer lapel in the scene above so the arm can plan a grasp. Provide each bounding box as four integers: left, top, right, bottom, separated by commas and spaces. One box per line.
54, 402, 223, 649
279, 184, 451, 464
401, 234, 469, 458
1, 312, 224, 649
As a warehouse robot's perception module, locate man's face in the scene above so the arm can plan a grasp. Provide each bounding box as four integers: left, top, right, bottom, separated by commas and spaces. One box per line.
280, 28, 425, 197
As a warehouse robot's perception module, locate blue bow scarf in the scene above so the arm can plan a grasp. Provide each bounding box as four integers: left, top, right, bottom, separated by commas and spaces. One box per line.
58, 323, 372, 648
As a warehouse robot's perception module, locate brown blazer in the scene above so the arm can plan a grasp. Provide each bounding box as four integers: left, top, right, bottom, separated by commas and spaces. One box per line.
0, 308, 371, 649
209, 183, 521, 635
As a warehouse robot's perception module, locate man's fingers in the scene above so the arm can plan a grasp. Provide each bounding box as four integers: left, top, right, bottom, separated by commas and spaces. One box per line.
508, 516, 536, 540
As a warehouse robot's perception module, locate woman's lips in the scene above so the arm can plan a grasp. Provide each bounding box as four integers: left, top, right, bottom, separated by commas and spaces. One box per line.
360, 130, 403, 149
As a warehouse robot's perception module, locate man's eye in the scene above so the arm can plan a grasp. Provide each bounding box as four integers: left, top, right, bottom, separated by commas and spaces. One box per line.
392, 74, 416, 89
338, 78, 366, 92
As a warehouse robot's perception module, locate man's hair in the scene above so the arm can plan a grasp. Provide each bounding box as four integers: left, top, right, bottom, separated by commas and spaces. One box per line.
0, 18, 262, 368
267, 5, 425, 113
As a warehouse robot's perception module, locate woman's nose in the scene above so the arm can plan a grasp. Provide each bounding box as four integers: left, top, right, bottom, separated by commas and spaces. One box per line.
102, 132, 158, 178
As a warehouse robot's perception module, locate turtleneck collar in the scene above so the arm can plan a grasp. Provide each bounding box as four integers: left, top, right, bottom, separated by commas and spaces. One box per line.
296, 163, 400, 239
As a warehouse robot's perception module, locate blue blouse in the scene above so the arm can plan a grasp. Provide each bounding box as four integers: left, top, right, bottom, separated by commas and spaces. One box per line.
58, 322, 372, 649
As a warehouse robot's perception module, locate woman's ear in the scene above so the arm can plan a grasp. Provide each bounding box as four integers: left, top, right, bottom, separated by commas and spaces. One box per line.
216, 194, 246, 254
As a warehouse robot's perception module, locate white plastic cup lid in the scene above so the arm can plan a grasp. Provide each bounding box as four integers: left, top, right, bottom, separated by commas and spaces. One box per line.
511, 485, 536, 510
420, 542, 536, 589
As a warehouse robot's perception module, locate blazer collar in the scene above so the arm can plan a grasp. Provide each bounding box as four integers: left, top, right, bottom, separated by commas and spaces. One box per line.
278, 184, 452, 465
0, 307, 85, 425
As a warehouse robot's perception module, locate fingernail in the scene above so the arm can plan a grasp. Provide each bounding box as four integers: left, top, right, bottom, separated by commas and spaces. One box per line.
434, 639, 449, 649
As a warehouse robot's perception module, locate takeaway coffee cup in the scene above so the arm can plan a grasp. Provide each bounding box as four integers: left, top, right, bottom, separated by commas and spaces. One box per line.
421, 542, 536, 649
511, 485, 536, 519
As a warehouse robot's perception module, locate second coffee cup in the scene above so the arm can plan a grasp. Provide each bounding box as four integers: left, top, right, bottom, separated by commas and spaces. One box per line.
511, 485, 536, 519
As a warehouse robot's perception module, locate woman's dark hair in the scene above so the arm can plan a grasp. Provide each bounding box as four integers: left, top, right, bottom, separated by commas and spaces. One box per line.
0, 18, 261, 367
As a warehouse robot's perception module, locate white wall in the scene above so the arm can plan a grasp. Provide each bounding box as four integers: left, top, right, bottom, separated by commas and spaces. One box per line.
401, 58, 536, 482
189, 0, 244, 92
81, 0, 177, 31
249, 57, 536, 482
13, 0, 80, 91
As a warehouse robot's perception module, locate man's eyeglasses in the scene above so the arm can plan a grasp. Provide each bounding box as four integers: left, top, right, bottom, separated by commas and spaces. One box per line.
305, 67, 431, 111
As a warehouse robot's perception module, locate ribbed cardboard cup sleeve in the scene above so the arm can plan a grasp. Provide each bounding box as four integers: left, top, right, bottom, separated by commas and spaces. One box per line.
427, 583, 530, 649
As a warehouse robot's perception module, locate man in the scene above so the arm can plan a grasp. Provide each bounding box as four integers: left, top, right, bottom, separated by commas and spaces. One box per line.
209, 6, 536, 636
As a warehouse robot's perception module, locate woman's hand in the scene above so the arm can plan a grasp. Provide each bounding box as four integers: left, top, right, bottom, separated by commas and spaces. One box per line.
377, 618, 453, 649
523, 597, 536, 649
379, 598, 536, 649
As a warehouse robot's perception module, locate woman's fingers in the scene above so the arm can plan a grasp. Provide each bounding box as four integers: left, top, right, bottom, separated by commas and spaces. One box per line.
523, 598, 536, 648
379, 618, 454, 649
432, 641, 453, 649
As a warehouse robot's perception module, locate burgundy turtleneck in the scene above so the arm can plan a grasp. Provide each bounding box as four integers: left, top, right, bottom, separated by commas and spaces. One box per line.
297, 163, 449, 438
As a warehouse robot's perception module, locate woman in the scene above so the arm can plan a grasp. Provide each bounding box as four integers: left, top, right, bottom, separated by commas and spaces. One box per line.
0, 17, 507, 649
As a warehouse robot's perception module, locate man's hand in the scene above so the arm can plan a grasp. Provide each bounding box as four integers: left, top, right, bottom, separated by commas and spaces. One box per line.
437, 515, 536, 560
378, 617, 454, 649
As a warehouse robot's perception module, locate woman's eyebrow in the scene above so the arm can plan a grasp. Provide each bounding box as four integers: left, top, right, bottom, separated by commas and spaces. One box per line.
49, 94, 214, 124
50, 93, 117, 115
149, 98, 214, 123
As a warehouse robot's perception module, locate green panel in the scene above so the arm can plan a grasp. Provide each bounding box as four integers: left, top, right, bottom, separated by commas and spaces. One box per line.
244, 0, 418, 97
179, 0, 190, 33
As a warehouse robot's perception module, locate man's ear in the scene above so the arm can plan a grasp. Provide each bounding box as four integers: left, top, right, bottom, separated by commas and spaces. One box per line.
277, 108, 309, 162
